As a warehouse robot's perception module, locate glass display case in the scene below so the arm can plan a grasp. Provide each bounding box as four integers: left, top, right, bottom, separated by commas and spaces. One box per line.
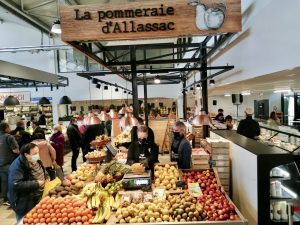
270, 162, 300, 223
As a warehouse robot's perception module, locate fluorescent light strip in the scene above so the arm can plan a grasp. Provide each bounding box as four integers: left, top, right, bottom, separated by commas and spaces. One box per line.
224, 94, 231, 97
241, 91, 251, 96
273, 89, 291, 93
277, 168, 290, 178
281, 185, 297, 198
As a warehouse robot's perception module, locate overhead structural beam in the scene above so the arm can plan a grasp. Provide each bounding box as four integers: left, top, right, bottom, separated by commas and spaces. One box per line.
0, 0, 50, 34
137, 81, 181, 85
25, 0, 56, 12
91, 43, 204, 51
106, 58, 202, 66
76, 66, 234, 76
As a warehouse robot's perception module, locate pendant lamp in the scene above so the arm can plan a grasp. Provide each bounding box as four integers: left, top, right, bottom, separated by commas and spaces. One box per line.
192, 110, 211, 126
38, 97, 50, 105
4, 95, 20, 106
99, 110, 111, 121
59, 95, 72, 104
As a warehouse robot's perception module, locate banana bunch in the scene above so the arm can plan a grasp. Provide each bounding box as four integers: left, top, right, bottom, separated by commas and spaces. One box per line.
87, 189, 108, 210
79, 182, 97, 198
104, 180, 123, 195
92, 201, 111, 224
111, 193, 121, 210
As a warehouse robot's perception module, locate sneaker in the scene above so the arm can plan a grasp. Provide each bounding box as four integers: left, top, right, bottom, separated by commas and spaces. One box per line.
3, 201, 10, 206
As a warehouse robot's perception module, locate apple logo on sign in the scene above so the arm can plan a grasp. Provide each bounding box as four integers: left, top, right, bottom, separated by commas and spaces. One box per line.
192, 1, 226, 30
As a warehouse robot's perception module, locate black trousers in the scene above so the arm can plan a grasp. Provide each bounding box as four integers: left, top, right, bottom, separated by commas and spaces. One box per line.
71, 147, 80, 171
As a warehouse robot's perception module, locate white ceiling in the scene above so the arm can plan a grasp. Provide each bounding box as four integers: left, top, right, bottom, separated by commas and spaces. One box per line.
209, 67, 300, 96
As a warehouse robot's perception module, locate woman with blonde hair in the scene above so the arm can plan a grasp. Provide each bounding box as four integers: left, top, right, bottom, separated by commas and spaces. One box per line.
50, 124, 65, 169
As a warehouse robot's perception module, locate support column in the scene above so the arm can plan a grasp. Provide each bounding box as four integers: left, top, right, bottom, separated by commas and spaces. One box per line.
201, 46, 209, 138
130, 46, 139, 118
143, 74, 149, 127
183, 78, 187, 120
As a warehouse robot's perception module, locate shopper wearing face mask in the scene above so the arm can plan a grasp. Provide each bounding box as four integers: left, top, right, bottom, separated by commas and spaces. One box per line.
50, 124, 65, 168
127, 125, 159, 177
8, 143, 47, 221
171, 121, 192, 169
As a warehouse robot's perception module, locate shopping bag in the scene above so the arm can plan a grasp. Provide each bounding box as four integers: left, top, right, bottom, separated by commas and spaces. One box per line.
53, 162, 64, 181
42, 177, 61, 198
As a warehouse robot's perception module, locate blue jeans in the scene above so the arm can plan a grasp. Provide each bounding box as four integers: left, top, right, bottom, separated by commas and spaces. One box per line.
16, 213, 23, 222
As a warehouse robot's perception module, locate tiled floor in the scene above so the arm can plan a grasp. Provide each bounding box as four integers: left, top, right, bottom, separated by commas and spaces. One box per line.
0, 151, 83, 225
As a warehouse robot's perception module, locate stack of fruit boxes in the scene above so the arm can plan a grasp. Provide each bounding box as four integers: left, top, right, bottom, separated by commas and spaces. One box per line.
202, 138, 231, 193
191, 148, 210, 170
192, 126, 203, 148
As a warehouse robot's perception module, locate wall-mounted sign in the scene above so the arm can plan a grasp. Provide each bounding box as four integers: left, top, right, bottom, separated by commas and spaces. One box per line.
31, 97, 53, 102
0, 92, 31, 104
60, 0, 241, 42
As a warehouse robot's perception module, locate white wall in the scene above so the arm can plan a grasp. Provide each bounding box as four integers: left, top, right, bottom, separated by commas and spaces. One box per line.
207, 92, 281, 117
210, 0, 300, 85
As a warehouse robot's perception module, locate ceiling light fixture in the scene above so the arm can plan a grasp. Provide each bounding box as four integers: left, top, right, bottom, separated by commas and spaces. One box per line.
51, 20, 61, 34
190, 86, 194, 91
115, 87, 119, 92
4, 95, 20, 106
92, 78, 98, 84
241, 91, 251, 96
209, 80, 215, 86
224, 93, 231, 97
59, 95, 72, 104
39, 97, 50, 105
104, 85, 108, 90
124, 90, 127, 94
273, 89, 291, 93
196, 84, 201, 90
96, 84, 101, 89
154, 76, 160, 84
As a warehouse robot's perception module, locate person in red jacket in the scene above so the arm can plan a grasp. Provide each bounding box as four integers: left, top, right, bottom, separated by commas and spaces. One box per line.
50, 124, 65, 168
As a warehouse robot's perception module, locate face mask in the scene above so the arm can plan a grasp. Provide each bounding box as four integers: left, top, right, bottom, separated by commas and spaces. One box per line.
138, 138, 148, 145
173, 132, 182, 140
31, 154, 40, 162
54, 130, 58, 133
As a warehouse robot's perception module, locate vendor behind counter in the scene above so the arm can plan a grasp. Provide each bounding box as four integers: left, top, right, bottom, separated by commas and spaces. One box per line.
127, 125, 159, 178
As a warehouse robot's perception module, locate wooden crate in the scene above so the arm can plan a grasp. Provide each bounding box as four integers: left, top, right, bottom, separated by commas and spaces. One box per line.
149, 119, 169, 152
214, 166, 230, 173
192, 164, 210, 170
212, 154, 230, 160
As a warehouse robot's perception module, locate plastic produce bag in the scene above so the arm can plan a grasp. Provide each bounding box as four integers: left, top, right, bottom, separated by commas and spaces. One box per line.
42, 177, 61, 198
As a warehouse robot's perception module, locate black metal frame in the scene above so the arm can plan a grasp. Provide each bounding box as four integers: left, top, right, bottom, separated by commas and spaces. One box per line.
0, 74, 69, 89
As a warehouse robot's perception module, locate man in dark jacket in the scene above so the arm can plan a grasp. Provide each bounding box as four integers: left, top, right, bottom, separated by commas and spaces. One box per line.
11, 121, 31, 150
0, 122, 19, 206
31, 121, 45, 140
237, 108, 260, 140
8, 143, 46, 221
171, 121, 192, 169
67, 119, 81, 171
38, 111, 46, 126
82, 123, 105, 162
127, 125, 159, 177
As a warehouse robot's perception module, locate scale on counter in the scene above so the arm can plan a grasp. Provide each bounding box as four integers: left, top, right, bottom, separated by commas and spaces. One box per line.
122, 171, 152, 190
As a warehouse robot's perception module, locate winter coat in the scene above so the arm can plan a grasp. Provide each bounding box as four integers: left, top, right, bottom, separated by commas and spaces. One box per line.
8, 155, 46, 218
67, 124, 81, 149
50, 132, 65, 166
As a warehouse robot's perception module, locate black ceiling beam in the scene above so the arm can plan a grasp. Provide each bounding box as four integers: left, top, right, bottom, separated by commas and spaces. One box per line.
76, 66, 234, 77
106, 58, 202, 66
137, 81, 181, 85
90, 42, 204, 51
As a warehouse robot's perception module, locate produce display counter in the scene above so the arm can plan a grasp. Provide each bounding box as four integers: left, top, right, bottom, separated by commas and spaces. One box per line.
18, 130, 248, 225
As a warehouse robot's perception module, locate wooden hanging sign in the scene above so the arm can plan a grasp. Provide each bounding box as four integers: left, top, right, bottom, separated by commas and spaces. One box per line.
60, 0, 241, 42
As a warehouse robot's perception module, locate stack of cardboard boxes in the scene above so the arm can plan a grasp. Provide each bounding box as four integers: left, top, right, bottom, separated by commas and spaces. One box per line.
191, 148, 210, 170
201, 138, 231, 193
192, 126, 203, 148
